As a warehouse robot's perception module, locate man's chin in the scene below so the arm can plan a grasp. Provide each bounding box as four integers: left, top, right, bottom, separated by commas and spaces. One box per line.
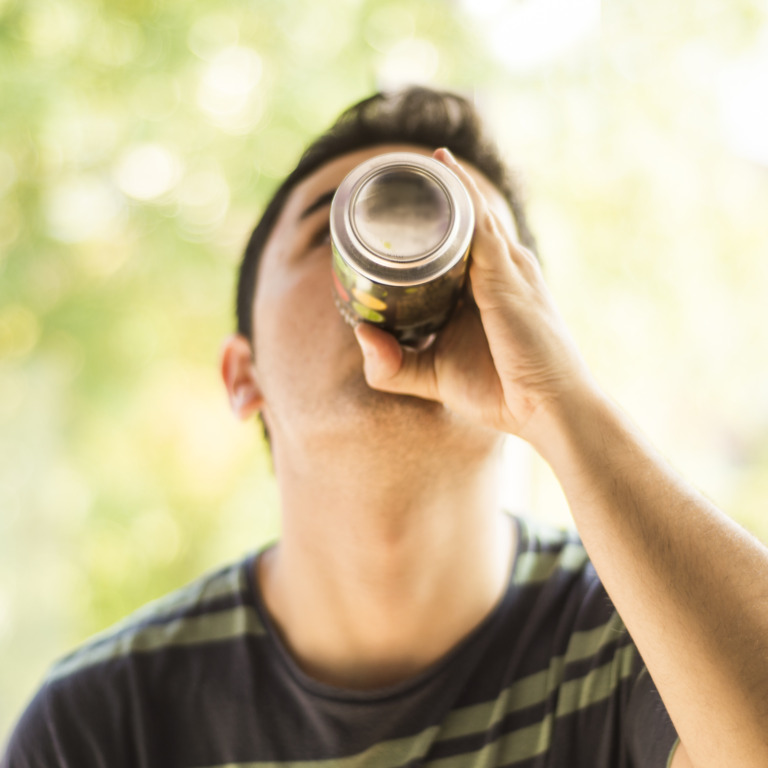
342, 368, 448, 419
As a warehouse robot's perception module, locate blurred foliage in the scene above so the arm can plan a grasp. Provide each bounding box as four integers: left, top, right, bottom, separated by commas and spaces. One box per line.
2, 0, 768, 746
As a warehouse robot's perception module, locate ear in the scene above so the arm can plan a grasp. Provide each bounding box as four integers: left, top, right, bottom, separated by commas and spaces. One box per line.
220, 334, 265, 421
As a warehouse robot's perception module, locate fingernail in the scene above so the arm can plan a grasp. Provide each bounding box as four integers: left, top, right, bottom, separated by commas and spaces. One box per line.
441, 147, 457, 164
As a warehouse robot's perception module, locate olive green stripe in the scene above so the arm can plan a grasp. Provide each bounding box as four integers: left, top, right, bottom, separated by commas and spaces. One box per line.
197, 616, 634, 768
380, 644, 634, 768
666, 738, 681, 768
124, 562, 247, 626
46, 560, 252, 681
48, 604, 265, 681
438, 610, 628, 739
195, 719, 551, 768
516, 517, 570, 549
513, 542, 589, 585
428, 714, 555, 768
196, 726, 441, 768
73, 562, 247, 651
555, 643, 635, 717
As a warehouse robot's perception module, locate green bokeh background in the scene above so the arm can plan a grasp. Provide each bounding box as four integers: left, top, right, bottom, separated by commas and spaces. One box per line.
2, 0, 768, 745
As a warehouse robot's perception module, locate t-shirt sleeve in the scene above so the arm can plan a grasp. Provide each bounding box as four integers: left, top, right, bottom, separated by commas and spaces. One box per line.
625, 655, 680, 767
1, 684, 64, 768
2, 670, 132, 768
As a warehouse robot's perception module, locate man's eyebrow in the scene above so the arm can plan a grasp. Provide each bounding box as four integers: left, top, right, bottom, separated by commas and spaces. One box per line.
299, 189, 337, 221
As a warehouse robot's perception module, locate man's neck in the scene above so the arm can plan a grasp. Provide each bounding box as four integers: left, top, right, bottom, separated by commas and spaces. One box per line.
257, 436, 516, 690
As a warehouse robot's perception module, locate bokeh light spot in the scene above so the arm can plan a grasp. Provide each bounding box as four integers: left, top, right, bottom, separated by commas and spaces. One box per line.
21, 0, 88, 58
115, 143, 183, 202
377, 38, 440, 89
197, 46, 263, 117
45, 177, 122, 243
718, 39, 768, 166
465, 0, 600, 71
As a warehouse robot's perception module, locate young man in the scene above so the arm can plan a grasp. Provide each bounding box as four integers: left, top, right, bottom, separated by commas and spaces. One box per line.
4, 88, 767, 768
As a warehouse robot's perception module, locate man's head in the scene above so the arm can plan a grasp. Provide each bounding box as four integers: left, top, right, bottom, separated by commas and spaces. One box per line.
236, 87, 537, 345
223, 87, 537, 454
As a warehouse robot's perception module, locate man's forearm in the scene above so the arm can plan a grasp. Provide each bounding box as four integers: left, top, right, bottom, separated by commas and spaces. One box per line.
527, 387, 768, 768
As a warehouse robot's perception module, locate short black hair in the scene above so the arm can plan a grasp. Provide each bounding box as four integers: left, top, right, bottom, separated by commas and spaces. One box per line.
235, 86, 537, 343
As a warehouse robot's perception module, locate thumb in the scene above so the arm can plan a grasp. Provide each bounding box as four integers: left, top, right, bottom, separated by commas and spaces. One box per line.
353, 323, 439, 401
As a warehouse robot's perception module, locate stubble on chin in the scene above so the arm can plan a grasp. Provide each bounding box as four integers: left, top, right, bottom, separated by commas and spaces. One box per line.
343, 363, 440, 412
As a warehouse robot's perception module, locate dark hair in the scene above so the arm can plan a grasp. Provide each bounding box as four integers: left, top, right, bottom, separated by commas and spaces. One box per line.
236, 86, 537, 343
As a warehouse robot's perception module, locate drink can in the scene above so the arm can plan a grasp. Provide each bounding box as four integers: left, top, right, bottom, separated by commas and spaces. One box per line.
330, 152, 474, 347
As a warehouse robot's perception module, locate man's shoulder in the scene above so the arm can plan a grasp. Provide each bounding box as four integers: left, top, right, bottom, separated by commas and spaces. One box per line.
3, 553, 268, 767
46, 551, 264, 686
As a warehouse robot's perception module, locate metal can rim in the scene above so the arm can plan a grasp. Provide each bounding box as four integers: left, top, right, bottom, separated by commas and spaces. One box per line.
330, 152, 474, 287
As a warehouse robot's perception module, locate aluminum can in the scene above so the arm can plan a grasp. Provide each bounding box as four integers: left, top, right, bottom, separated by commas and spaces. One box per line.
330, 152, 474, 347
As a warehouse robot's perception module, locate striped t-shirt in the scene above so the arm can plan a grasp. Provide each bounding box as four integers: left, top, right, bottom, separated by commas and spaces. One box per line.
3, 515, 679, 767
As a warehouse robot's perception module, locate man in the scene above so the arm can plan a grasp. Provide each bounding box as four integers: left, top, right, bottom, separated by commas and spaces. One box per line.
4, 88, 767, 768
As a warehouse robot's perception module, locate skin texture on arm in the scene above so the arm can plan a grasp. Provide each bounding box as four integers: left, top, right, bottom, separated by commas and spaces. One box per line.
355, 148, 768, 768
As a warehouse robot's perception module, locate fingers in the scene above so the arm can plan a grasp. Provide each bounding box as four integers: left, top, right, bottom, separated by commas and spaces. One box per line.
353, 323, 440, 401
435, 147, 509, 271
433, 148, 540, 279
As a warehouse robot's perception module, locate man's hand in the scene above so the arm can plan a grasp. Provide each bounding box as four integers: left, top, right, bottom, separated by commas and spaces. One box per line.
353, 147, 593, 443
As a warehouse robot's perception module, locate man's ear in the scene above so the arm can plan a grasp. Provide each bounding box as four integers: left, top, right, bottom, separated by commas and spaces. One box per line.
220, 334, 265, 421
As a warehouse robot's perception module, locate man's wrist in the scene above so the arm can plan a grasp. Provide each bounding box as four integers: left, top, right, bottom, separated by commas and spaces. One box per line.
519, 378, 619, 479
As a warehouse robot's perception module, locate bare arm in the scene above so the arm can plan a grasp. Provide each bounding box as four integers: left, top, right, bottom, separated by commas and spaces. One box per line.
529, 386, 768, 768
355, 147, 768, 767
